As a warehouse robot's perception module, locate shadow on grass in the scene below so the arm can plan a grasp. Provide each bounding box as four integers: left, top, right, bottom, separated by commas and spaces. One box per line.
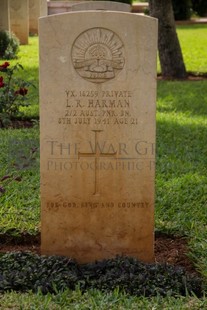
156, 116, 207, 236
156, 116, 207, 179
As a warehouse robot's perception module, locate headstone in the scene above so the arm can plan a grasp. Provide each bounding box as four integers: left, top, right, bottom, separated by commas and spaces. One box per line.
0, 0, 10, 31
48, 1, 78, 15
71, 1, 131, 12
29, 0, 47, 35
39, 12, 157, 263
10, 0, 29, 45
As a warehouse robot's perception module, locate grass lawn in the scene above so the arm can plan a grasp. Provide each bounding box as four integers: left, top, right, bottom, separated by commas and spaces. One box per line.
0, 25, 207, 307
158, 25, 207, 74
1, 289, 207, 309
177, 25, 207, 74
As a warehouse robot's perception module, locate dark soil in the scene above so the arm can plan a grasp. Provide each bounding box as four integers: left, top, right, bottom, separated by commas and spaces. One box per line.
0, 119, 36, 129
0, 233, 198, 275
154, 233, 197, 274
157, 72, 207, 81
6, 119, 35, 129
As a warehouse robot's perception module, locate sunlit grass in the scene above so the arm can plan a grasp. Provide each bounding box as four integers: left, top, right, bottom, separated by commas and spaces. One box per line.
157, 25, 207, 74
177, 25, 207, 74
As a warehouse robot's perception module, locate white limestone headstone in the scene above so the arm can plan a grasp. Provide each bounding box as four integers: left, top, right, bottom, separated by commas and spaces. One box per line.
0, 0, 10, 31
29, 0, 47, 35
10, 0, 29, 45
71, 1, 131, 12
39, 11, 157, 263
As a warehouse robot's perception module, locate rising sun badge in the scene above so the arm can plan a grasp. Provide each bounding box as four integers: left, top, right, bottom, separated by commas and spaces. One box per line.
71, 28, 125, 83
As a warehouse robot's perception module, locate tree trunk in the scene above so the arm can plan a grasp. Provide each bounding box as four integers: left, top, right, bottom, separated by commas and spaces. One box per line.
149, 0, 187, 79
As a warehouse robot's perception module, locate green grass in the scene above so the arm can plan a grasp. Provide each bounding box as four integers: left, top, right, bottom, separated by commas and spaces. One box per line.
156, 80, 207, 278
0, 26, 207, 306
0, 289, 207, 309
157, 25, 207, 74
0, 128, 40, 235
177, 25, 207, 74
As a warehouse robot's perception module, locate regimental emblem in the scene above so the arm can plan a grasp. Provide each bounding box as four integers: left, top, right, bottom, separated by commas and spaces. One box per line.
71, 28, 125, 83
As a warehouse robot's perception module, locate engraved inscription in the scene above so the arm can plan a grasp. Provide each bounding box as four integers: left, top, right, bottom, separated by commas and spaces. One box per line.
46, 201, 150, 211
58, 89, 136, 126
72, 28, 125, 83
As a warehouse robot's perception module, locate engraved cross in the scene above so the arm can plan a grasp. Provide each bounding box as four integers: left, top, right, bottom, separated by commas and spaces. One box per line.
78, 130, 117, 195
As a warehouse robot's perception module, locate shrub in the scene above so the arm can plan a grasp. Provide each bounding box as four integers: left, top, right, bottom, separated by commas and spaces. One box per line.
0, 253, 203, 297
172, 0, 192, 20
0, 252, 79, 294
81, 255, 203, 297
0, 62, 34, 127
192, 0, 207, 17
0, 30, 19, 60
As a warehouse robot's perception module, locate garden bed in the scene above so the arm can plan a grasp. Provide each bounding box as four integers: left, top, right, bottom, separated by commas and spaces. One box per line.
0, 233, 198, 275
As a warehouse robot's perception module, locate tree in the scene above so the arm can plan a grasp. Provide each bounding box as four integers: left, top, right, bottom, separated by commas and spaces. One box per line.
149, 0, 187, 79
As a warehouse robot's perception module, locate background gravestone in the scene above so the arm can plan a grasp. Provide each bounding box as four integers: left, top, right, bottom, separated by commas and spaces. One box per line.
47, 1, 78, 15
10, 0, 29, 45
0, 0, 10, 31
40, 12, 157, 263
29, 0, 48, 35
71, 1, 131, 12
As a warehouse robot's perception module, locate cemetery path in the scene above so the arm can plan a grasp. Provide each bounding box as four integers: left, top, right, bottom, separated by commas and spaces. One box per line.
0, 233, 198, 275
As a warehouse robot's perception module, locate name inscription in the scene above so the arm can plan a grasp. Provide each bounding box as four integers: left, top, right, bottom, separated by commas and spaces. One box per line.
58, 89, 138, 126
